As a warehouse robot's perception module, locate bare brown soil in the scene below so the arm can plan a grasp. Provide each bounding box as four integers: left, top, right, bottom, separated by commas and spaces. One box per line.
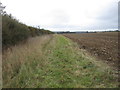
63, 32, 119, 68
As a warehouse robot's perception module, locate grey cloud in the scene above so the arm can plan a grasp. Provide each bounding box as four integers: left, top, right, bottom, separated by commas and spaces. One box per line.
47, 1, 118, 31
92, 2, 118, 30
51, 10, 70, 24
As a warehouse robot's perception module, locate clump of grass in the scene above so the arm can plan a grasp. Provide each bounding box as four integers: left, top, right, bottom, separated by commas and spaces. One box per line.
3, 34, 118, 88
3, 35, 53, 87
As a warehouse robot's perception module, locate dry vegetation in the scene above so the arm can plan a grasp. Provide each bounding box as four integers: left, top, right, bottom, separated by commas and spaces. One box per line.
2, 35, 53, 87
63, 32, 118, 68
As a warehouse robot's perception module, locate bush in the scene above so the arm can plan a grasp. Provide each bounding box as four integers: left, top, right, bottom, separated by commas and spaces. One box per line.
2, 14, 54, 49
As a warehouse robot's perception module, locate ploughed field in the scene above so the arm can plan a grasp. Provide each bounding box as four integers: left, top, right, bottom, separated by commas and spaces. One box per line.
63, 32, 118, 68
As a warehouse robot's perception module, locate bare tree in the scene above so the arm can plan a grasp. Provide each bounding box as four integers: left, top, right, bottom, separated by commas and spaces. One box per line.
0, 2, 5, 14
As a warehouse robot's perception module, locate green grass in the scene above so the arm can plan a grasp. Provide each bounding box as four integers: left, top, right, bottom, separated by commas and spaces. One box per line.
3, 35, 118, 88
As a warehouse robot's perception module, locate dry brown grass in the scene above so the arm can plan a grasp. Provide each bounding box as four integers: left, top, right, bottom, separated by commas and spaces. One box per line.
2, 35, 53, 86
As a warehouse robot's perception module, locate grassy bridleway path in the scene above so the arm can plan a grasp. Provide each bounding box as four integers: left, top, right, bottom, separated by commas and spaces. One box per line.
3, 34, 118, 88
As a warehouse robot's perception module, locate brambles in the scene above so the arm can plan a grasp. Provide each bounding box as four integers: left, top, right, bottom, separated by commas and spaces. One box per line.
2, 15, 29, 48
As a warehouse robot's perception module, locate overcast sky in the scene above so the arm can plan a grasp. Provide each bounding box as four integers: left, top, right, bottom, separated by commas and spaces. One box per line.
1, 0, 119, 31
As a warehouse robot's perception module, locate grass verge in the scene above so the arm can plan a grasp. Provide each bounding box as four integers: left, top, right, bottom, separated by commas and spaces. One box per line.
3, 34, 118, 88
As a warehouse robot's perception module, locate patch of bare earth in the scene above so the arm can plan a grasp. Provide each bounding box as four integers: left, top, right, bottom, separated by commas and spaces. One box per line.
63, 32, 118, 69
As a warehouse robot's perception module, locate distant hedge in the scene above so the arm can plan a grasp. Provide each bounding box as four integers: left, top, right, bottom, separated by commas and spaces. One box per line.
2, 14, 54, 48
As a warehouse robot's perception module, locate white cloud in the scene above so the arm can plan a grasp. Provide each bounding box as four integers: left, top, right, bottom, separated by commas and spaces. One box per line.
1, 0, 119, 31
